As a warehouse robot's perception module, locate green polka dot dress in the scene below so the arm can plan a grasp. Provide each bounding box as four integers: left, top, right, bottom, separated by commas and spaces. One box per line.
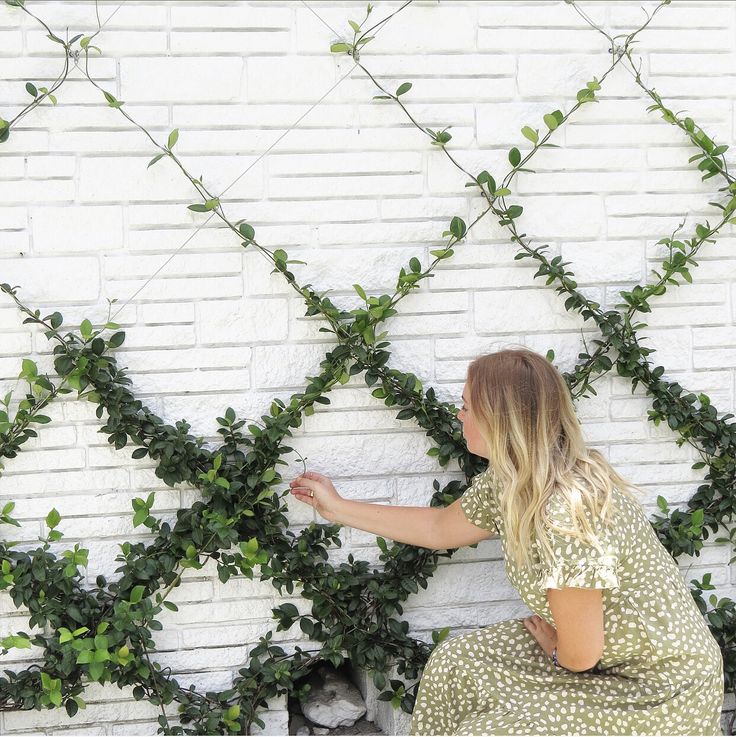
409, 467, 725, 735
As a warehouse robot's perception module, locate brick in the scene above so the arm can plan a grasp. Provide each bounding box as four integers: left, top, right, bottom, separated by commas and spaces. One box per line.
120, 58, 244, 103
198, 297, 288, 344
247, 57, 336, 103
171, 30, 290, 55
32, 205, 123, 253
79, 155, 264, 202
171, 5, 291, 28
480, 27, 601, 53
296, 5, 475, 54
0, 256, 99, 302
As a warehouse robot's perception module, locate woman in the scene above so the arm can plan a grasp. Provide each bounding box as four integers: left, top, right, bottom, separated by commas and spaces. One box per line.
289, 348, 725, 735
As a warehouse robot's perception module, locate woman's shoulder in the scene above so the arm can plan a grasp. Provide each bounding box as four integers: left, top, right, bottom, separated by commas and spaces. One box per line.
543, 482, 629, 531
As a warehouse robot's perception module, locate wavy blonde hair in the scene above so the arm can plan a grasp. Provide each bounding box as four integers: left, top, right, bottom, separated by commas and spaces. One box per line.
466, 347, 643, 571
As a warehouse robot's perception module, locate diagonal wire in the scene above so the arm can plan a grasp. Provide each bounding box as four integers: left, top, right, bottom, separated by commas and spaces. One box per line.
298, 0, 346, 41
92, 0, 127, 41
107, 1, 365, 324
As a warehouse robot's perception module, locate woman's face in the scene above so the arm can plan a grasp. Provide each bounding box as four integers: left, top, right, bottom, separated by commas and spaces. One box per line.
458, 382, 488, 458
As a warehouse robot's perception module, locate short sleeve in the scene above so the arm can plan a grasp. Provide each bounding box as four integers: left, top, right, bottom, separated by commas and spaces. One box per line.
460, 467, 502, 536
535, 495, 620, 591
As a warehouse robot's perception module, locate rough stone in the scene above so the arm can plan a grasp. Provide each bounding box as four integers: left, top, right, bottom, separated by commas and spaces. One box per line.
299, 664, 367, 729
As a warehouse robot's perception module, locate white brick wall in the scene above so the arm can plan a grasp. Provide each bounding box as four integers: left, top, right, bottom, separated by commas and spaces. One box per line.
1, 1, 735, 733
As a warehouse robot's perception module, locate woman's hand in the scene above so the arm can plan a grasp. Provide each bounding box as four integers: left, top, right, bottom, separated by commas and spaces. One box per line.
289, 470, 344, 522
522, 613, 558, 657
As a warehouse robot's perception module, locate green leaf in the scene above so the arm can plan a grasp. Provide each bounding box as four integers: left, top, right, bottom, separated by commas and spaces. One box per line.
76, 650, 93, 664
147, 153, 165, 169
108, 331, 125, 348
353, 283, 367, 301
330, 42, 350, 53
449, 216, 466, 239
46, 508, 61, 530
521, 126, 538, 144
25, 82, 38, 98
103, 90, 123, 108
21, 358, 38, 379
0, 117, 9, 144
167, 128, 179, 149
226, 705, 240, 720
239, 223, 255, 240
129, 585, 145, 604
133, 508, 148, 527
508, 147, 521, 167
543, 113, 559, 131
396, 82, 412, 97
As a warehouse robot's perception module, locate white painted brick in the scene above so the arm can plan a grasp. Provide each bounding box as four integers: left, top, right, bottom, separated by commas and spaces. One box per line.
17, 3, 154, 29
103, 251, 241, 279
25, 29, 167, 56
0, 178, 75, 203
479, 4, 606, 28
171, 31, 290, 56
172, 101, 355, 128
82, 155, 264, 202
26, 155, 75, 178
171, 5, 291, 29
694, 327, 736, 348
32, 205, 124, 253
30, 103, 168, 132
0, 156, 24, 178
518, 52, 615, 97
0, 206, 28, 230
694, 348, 736, 370
0, 29, 21, 54
247, 57, 337, 103
475, 288, 589, 334
0, 230, 29, 254
296, 5, 475, 54
270, 171, 423, 199
106, 275, 242, 303
120, 58, 244, 103
1, 256, 99, 302
198, 297, 288, 344
650, 52, 736, 76
480, 27, 602, 53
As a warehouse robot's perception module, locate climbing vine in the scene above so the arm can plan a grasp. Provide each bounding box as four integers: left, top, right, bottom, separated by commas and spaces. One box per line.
2, 0, 736, 734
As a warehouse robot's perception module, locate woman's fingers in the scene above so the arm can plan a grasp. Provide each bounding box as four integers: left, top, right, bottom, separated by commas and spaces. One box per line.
303, 470, 327, 482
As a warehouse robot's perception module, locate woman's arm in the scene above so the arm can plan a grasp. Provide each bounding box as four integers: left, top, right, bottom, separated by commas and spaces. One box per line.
290, 471, 492, 550
548, 587, 605, 671
332, 496, 442, 550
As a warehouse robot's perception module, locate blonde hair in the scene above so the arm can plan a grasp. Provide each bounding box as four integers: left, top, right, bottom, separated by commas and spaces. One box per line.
466, 346, 643, 570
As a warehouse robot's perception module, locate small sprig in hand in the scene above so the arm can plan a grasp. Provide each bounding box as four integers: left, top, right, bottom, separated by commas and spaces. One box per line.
289, 470, 344, 522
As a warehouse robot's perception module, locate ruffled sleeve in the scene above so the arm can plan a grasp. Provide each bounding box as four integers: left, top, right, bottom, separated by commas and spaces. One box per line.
534, 495, 620, 591
459, 466, 502, 536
